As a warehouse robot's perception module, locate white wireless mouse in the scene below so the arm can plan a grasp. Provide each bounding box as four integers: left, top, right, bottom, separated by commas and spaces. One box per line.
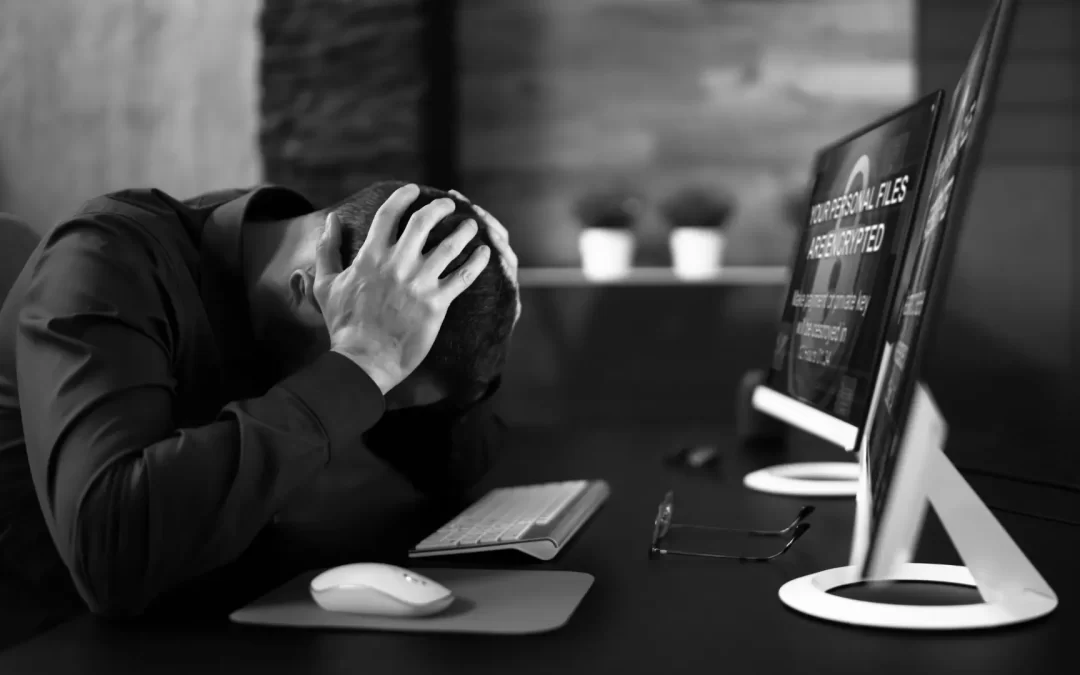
309, 563, 455, 617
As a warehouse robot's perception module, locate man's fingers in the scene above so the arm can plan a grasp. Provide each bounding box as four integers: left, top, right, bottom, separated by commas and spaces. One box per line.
439, 244, 491, 299
475, 208, 517, 274
394, 197, 457, 262
471, 202, 510, 241
422, 219, 478, 280
315, 212, 343, 280
487, 228, 518, 273
483, 216, 510, 247
449, 189, 508, 241
448, 188, 509, 237
452, 196, 514, 271
362, 183, 420, 259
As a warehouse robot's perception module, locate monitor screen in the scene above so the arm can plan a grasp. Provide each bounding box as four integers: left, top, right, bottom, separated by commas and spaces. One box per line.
854, 0, 1015, 578
761, 93, 941, 448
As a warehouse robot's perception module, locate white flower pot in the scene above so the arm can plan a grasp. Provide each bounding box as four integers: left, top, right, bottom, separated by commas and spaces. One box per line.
579, 227, 635, 280
669, 227, 726, 280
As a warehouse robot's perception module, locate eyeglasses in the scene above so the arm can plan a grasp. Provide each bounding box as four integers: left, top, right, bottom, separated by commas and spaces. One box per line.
650, 490, 813, 562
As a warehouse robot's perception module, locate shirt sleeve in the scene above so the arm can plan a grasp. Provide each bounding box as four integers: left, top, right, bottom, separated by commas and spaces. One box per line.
15, 215, 385, 617
361, 378, 507, 498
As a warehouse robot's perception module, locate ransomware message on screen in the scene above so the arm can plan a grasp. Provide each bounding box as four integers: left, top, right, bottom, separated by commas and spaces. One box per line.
765, 96, 939, 426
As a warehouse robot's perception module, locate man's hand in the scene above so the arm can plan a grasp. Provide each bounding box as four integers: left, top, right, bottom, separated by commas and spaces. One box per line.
449, 190, 521, 326
313, 184, 490, 394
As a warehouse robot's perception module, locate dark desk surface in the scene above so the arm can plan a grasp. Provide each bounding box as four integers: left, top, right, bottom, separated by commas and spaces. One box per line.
1, 425, 1076, 674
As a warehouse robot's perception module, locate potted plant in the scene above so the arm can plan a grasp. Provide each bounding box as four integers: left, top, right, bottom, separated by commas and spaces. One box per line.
660, 185, 736, 279
573, 185, 643, 280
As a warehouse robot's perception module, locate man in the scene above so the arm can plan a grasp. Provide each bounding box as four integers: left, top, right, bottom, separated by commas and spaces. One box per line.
0, 180, 520, 648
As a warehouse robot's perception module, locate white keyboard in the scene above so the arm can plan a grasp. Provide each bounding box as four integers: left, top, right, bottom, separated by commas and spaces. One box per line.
409, 480, 610, 561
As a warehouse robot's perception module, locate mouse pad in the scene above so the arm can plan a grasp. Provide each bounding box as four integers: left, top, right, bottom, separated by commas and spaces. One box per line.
229, 568, 594, 635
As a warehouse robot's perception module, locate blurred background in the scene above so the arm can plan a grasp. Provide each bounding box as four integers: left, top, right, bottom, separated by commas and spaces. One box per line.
0, 0, 1075, 485
456, 0, 912, 269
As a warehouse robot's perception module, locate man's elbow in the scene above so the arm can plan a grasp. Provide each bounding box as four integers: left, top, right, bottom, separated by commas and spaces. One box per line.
77, 578, 150, 618
83, 593, 149, 619
62, 471, 155, 618
65, 529, 154, 619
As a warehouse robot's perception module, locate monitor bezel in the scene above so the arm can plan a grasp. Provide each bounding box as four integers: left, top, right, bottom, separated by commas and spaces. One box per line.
756, 89, 945, 452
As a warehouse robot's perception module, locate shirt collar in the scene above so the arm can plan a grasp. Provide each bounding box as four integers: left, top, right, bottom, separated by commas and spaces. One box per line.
200, 185, 316, 281
197, 185, 316, 396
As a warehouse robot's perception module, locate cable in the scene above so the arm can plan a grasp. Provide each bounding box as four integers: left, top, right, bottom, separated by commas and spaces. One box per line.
965, 466, 1080, 526
959, 465, 1080, 495
988, 505, 1080, 528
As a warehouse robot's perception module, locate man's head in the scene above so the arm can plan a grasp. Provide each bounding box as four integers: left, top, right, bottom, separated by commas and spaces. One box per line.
334, 181, 516, 400
252, 181, 516, 406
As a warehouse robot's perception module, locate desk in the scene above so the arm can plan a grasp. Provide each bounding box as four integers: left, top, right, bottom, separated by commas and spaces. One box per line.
1, 426, 1075, 674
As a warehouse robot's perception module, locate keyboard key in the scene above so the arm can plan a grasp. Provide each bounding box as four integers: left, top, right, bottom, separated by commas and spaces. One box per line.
498, 521, 533, 542
439, 532, 466, 547
458, 529, 485, 545
479, 525, 511, 543
415, 533, 449, 549
536, 482, 587, 525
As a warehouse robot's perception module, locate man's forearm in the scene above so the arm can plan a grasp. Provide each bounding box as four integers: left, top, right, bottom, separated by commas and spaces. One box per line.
33, 353, 385, 617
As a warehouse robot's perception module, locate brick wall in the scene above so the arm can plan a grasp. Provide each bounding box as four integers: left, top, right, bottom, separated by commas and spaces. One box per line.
258, 0, 457, 209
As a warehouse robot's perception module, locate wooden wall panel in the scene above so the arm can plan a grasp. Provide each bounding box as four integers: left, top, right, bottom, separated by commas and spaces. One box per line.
459, 0, 916, 268
0, 0, 261, 233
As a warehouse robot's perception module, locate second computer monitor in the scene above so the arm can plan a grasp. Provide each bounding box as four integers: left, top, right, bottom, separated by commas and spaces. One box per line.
851, 0, 1016, 582
754, 92, 942, 452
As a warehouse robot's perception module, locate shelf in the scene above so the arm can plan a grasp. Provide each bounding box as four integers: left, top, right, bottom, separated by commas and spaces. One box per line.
517, 266, 790, 287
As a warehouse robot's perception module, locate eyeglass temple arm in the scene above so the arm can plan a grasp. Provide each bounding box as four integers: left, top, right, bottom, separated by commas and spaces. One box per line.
669, 523, 795, 537
766, 522, 811, 558
668, 507, 814, 537
650, 548, 755, 560
653, 524, 811, 561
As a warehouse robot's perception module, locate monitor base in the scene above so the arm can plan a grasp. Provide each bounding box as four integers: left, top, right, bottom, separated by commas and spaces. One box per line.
742, 461, 859, 497
779, 562, 1056, 630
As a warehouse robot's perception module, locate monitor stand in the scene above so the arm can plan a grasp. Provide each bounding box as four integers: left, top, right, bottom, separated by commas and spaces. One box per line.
742, 460, 859, 497
743, 382, 859, 496
777, 384, 1058, 630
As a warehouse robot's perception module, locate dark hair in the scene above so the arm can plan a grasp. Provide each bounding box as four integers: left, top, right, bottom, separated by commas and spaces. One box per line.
329, 180, 516, 400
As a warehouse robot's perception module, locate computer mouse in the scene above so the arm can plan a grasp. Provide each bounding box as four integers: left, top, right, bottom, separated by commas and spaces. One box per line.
309, 563, 454, 617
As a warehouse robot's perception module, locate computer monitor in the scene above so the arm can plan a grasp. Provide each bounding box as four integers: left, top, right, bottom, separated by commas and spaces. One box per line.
746, 92, 942, 497
778, 0, 1057, 630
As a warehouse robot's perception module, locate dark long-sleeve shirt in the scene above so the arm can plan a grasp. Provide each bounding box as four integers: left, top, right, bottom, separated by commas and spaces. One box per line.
0, 186, 503, 647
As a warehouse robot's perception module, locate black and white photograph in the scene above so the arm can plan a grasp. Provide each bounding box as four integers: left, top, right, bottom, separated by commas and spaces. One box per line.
0, 0, 1075, 673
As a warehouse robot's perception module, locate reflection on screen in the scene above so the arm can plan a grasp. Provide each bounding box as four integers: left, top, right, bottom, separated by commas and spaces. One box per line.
765, 96, 939, 429
862, 3, 998, 557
